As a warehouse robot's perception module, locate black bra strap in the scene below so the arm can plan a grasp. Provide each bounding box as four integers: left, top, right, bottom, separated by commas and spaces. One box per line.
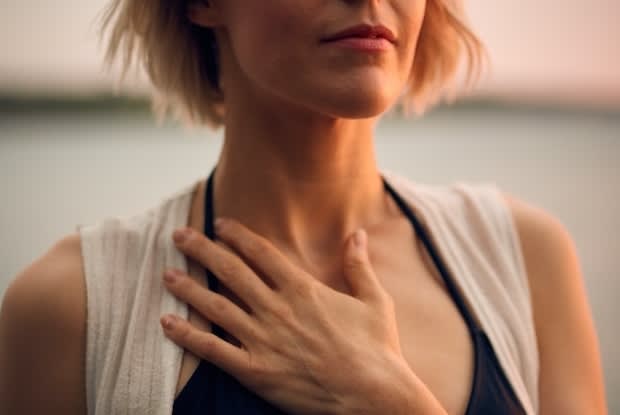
203, 166, 228, 338
381, 176, 481, 332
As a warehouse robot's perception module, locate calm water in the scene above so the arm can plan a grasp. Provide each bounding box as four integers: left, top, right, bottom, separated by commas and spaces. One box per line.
1, 104, 619, 410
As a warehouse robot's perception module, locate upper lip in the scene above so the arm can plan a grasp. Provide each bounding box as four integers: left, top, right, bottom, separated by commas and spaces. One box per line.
321, 23, 397, 44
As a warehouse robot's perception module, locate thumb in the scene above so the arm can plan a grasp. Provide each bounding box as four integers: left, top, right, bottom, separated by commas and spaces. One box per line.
343, 228, 383, 303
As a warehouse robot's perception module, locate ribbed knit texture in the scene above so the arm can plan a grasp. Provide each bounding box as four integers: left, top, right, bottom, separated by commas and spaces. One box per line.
77, 169, 539, 415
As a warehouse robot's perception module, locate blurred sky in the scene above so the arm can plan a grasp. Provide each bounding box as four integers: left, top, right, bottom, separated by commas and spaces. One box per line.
1, 0, 619, 108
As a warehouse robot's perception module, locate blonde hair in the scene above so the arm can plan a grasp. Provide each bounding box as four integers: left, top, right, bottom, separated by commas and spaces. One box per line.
101, 0, 485, 129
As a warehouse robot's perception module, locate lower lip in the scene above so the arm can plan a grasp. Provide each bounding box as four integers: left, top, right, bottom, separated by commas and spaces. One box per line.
323, 37, 393, 52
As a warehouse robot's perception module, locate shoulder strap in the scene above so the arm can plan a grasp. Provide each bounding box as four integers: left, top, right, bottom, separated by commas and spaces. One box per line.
381, 170, 539, 415
382, 176, 482, 332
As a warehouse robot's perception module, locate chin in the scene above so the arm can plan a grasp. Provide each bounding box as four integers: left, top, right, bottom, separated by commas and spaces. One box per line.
317, 77, 398, 118
323, 91, 395, 119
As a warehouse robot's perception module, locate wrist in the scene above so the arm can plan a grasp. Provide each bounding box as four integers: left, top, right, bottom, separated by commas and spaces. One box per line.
339, 354, 447, 415
387, 357, 447, 415
398, 365, 448, 415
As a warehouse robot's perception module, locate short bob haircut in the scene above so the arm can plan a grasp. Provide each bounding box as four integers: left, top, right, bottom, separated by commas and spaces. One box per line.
101, 0, 485, 129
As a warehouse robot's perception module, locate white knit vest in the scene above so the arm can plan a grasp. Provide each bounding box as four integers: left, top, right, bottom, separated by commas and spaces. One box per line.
77, 169, 539, 415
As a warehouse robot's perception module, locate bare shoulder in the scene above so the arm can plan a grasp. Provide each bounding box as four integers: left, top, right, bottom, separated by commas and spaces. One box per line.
501, 192, 608, 414
500, 192, 578, 282
1, 232, 86, 333
0, 232, 87, 414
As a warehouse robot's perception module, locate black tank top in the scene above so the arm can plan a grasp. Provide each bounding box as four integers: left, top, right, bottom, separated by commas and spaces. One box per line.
172, 167, 527, 415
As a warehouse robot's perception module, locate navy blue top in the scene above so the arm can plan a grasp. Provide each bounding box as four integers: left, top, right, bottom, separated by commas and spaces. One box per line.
172, 166, 526, 415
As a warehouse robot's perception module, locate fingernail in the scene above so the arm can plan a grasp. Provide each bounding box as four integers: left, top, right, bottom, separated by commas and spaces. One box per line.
162, 315, 177, 330
354, 228, 367, 250
214, 218, 226, 234
173, 228, 191, 244
163, 269, 179, 283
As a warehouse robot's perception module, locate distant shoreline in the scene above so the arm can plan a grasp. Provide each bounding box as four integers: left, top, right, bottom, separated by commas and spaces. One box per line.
0, 94, 618, 120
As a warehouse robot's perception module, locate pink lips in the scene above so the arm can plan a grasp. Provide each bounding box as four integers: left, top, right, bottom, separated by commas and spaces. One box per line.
324, 37, 393, 52
321, 23, 397, 45
320, 23, 396, 52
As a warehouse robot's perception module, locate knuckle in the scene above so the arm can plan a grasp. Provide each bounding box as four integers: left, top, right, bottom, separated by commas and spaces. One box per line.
245, 240, 268, 258
208, 293, 229, 314
184, 231, 203, 251
249, 325, 267, 343
182, 236, 208, 260
270, 301, 293, 322
345, 255, 365, 269
284, 277, 314, 298
217, 258, 241, 280
199, 334, 218, 356
174, 273, 194, 291
292, 280, 315, 299
223, 220, 242, 235
176, 321, 192, 341
246, 354, 268, 382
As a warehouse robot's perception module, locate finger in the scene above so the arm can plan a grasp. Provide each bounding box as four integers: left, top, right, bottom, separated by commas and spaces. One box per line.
163, 269, 260, 343
342, 229, 386, 304
173, 227, 275, 312
214, 218, 301, 290
161, 314, 250, 379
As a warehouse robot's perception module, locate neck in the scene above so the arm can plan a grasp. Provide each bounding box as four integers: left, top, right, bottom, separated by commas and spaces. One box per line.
210, 95, 393, 277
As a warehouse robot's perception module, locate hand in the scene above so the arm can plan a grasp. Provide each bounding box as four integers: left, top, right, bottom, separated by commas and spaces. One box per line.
161, 218, 433, 415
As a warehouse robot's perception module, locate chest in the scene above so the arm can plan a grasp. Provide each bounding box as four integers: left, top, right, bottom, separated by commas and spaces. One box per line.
175, 224, 476, 415
369, 231, 475, 415
322, 223, 477, 415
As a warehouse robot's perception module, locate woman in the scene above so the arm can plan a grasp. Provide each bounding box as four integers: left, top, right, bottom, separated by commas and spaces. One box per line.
0, 0, 607, 414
